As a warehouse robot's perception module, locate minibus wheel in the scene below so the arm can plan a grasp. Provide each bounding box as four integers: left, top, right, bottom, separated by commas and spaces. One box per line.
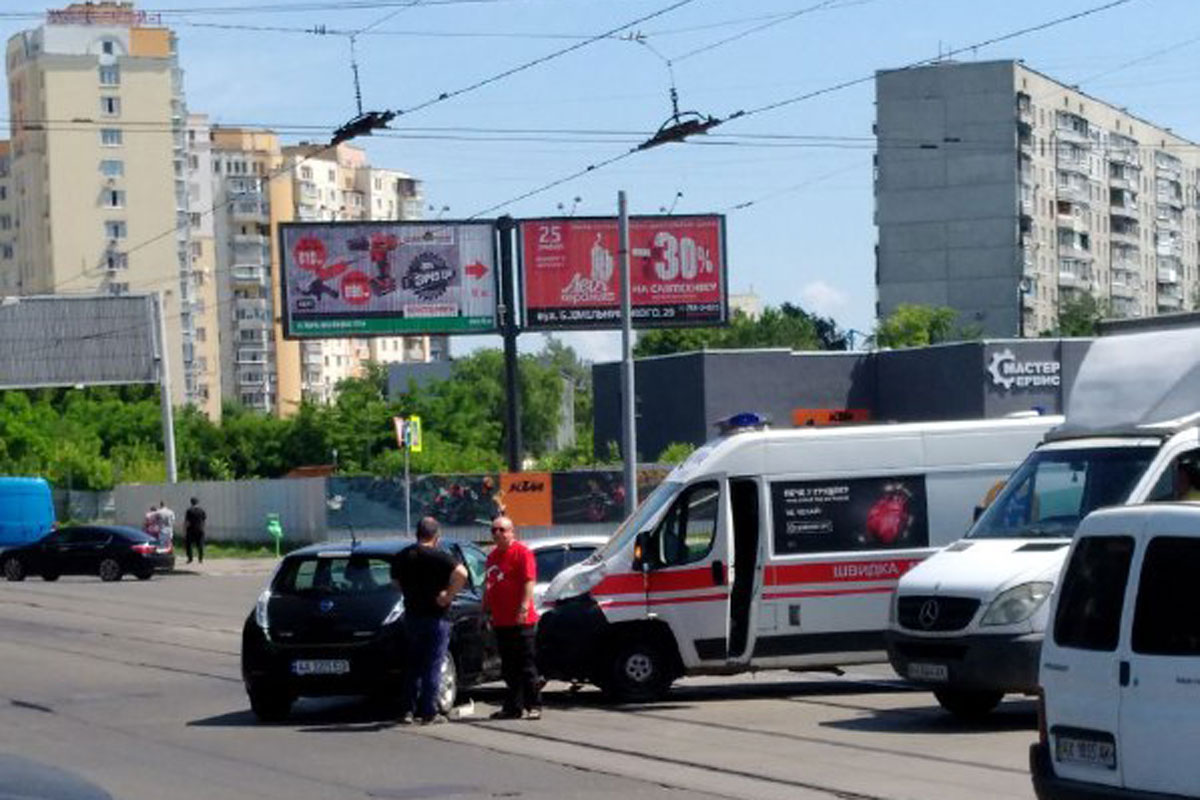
606, 638, 672, 702
933, 688, 1003, 719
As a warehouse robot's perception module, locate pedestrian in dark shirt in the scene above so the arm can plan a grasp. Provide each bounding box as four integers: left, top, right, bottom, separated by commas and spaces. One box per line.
184, 498, 207, 564
391, 516, 467, 725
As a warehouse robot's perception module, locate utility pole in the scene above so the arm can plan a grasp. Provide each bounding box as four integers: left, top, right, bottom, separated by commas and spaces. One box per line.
153, 292, 177, 483
618, 191, 638, 517
498, 216, 523, 473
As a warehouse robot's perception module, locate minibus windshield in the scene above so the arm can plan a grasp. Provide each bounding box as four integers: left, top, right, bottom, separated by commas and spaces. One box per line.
968, 445, 1157, 539
592, 481, 683, 562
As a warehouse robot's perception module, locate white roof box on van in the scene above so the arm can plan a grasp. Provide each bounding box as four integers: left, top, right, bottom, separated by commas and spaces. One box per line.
1054, 327, 1200, 439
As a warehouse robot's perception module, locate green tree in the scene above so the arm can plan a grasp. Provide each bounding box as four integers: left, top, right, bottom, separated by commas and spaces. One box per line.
633, 303, 845, 357
873, 304, 959, 348
1055, 291, 1108, 337
656, 441, 696, 464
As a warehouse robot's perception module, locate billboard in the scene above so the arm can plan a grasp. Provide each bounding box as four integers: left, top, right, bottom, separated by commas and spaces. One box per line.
518, 215, 727, 330
279, 221, 499, 338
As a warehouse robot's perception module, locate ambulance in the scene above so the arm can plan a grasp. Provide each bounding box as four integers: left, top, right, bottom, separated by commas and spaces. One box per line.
536, 412, 1060, 700
888, 327, 1200, 718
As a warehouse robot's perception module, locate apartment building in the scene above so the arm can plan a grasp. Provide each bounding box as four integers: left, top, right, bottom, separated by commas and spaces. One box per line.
184, 113, 219, 418
875, 60, 1199, 336
282, 141, 441, 406
210, 127, 288, 414
5, 2, 199, 405
0, 142, 14, 291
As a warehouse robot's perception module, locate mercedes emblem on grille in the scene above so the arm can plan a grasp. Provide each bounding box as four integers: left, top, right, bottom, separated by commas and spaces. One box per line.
918, 599, 940, 629
319, 599, 335, 613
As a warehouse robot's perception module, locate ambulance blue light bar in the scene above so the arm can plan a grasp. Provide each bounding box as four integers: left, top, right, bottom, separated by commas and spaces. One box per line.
714, 412, 770, 436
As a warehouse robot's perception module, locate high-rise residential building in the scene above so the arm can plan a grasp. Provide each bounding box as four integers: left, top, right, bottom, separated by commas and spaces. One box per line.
0, 141, 14, 292
6, 2, 198, 404
210, 127, 288, 414
184, 113, 220, 419
281, 141, 441, 406
875, 60, 1199, 337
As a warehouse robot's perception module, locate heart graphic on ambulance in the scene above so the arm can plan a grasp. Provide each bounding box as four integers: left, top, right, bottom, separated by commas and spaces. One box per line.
866, 484, 913, 545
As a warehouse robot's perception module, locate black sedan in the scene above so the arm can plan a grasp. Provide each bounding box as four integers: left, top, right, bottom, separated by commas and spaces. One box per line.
0, 525, 175, 583
241, 538, 500, 722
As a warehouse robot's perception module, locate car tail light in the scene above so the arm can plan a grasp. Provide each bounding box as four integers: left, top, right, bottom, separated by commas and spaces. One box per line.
131, 543, 156, 555
1035, 686, 1048, 745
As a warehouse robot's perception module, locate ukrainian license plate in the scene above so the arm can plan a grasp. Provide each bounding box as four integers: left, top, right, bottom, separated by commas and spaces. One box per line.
908, 662, 949, 682
291, 659, 350, 676
1055, 735, 1116, 769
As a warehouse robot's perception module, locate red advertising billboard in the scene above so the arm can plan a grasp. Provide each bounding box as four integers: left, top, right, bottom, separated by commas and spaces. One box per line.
518, 215, 727, 330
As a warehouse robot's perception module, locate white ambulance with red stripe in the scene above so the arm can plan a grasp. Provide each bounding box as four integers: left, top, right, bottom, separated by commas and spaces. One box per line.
536, 412, 1060, 701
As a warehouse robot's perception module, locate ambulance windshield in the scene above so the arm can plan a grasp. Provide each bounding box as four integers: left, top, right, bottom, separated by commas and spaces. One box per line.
968, 445, 1157, 539
593, 481, 682, 562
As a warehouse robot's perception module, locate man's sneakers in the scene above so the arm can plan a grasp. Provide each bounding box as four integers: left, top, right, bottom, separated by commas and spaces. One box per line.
418, 714, 449, 726
489, 708, 523, 720
397, 712, 415, 726
488, 707, 541, 721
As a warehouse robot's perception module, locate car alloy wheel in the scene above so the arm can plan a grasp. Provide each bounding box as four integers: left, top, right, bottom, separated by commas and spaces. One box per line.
607, 638, 672, 702
436, 655, 459, 716
2, 557, 25, 582
98, 558, 123, 583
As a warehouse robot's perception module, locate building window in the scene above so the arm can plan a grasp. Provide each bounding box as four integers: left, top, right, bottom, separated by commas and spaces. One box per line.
100, 96, 120, 116
100, 128, 122, 146
99, 65, 119, 86
0, 215, 9, 230
104, 220, 127, 239
195, 327, 206, 343
99, 159, 124, 177
189, 212, 201, 228
0, 244, 13, 259
101, 40, 114, 55
106, 251, 128, 271
104, 190, 124, 208
300, 166, 312, 180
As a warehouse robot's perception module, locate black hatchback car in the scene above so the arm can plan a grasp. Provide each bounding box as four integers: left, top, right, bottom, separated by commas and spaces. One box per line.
1, 525, 175, 582
241, 539, 500, 722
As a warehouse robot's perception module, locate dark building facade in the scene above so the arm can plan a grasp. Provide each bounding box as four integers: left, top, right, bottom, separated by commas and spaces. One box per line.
594, 340, 1092, 462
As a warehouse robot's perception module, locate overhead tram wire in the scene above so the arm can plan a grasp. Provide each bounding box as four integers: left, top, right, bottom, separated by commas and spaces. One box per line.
671, 0, 873, 64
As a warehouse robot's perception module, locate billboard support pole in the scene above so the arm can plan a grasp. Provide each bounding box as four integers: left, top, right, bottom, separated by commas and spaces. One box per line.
152, 292, 177, 484
499, 215, 523, 473
618, 191, 638, 516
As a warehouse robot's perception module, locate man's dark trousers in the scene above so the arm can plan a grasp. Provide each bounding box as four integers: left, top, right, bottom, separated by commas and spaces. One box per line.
495, 625, 540, 713
402, 614, 451, 719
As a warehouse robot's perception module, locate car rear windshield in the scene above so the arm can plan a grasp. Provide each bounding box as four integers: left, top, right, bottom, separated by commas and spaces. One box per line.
968, 445, 1157, 539
274, 555, 394, 595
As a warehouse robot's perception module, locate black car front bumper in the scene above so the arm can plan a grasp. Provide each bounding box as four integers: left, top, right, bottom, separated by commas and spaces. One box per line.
536, 596, 610, 682
886, 630, 1042, 693
241, 617, 405, 697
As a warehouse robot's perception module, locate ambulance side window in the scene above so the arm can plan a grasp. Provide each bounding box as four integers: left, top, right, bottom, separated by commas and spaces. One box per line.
656, 481, 720, 567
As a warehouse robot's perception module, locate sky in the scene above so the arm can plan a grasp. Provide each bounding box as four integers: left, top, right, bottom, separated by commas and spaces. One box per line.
2, 0, 1199, 362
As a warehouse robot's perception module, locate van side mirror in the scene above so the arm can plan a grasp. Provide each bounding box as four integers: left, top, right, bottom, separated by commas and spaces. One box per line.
632, 531, 654, 572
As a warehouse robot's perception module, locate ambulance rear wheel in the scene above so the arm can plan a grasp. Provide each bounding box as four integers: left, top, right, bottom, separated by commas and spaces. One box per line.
933, 688, 1003, 719
605, 638, 672, 702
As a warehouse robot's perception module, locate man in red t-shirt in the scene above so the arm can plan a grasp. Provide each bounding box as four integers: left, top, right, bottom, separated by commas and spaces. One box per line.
483, 515, 542, 720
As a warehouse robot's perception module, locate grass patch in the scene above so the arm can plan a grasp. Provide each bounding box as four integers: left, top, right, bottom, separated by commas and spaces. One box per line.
203, 541, 281, 559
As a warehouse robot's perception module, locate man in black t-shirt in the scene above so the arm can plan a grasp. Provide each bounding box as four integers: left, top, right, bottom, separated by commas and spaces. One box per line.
184, 498, 207, 564
391, 516, 467, 724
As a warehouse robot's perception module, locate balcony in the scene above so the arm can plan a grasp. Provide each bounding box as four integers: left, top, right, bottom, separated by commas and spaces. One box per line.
232, 265, 269, 286
231, 200, 269, 223
1111, 280, 1140, 301
1109, 148, 1140, 167
1110, 205, 1138, 222
235, 346, 269, 365
1157, 239, 1183, 258
234, 233, 269, 247
1110, 228, 1141, 246
1057, 183, 1090, 204
1157, 267, 1180, 284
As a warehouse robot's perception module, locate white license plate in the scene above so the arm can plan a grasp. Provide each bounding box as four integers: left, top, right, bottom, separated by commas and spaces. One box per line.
908, 662, 949, 682
1055, 735, 1116, 769
291, 659, 350, 676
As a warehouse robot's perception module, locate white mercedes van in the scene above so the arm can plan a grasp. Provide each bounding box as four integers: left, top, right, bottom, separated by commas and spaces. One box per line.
1032, 503, 1200, 800
888, 327, 1200, 718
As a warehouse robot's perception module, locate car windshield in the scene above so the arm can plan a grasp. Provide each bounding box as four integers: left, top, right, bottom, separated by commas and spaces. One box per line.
273, 554, 394, 595
968, 445, 1157, 539
592, 481, 683, 562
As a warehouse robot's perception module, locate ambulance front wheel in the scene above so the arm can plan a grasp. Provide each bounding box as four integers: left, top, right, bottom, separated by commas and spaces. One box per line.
604, 638, 673, 702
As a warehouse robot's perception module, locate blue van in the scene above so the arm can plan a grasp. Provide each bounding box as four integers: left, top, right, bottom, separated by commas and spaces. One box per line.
0, 478, 56, 548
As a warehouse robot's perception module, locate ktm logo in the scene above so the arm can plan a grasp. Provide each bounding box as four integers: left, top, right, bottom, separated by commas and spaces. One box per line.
507, 480, 545, 493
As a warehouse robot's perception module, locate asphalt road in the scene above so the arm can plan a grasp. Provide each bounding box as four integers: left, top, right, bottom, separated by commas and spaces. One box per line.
0, 563, 1040, 800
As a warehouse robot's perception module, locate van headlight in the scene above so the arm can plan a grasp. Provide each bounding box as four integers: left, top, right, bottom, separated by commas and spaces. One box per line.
382, 597, 406, 626
980, 582, 1053, 626
255, 589, 272, 635
553, 567, 605, 602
